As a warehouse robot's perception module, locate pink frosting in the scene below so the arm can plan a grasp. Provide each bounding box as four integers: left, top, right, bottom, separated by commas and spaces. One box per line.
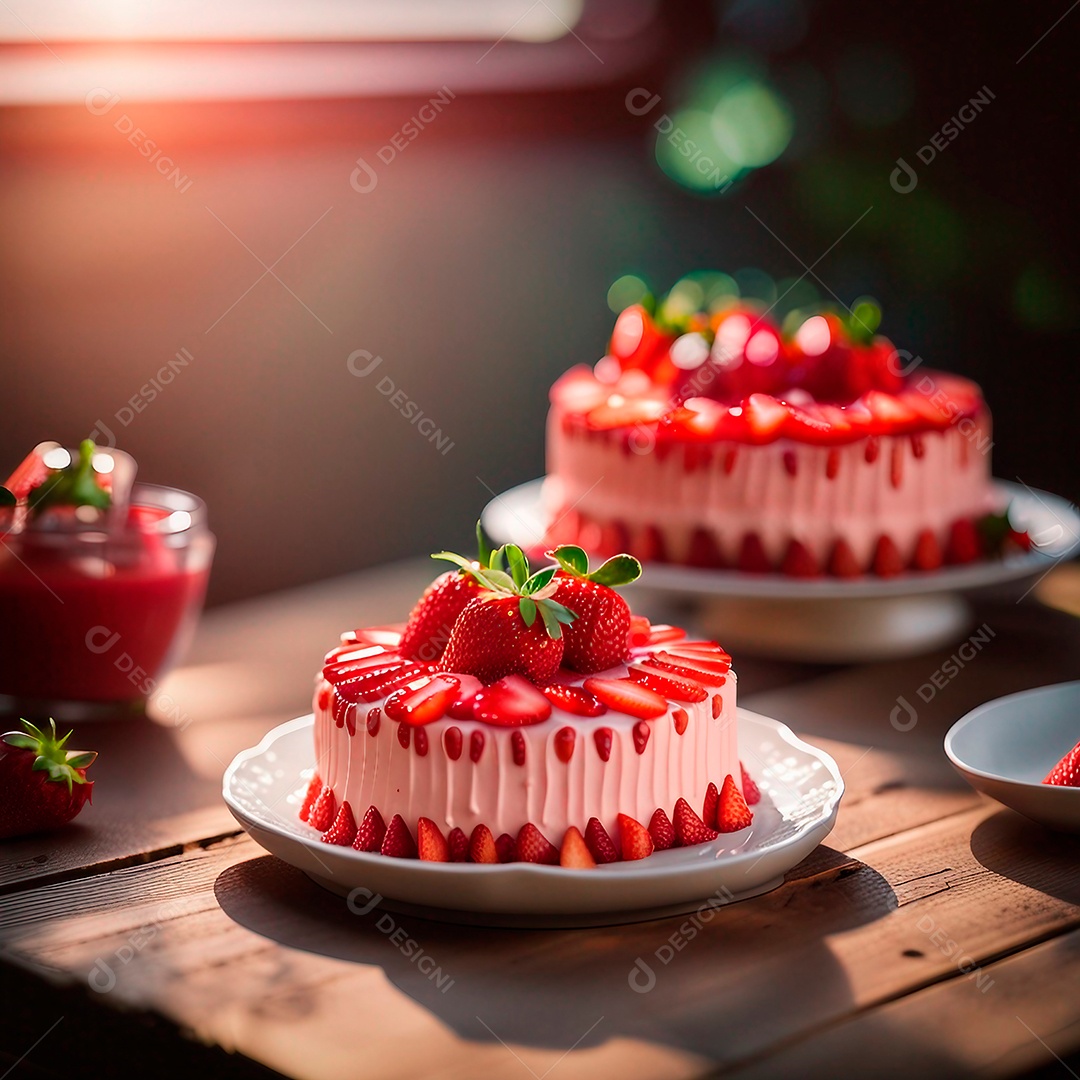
313, 662, 739, 840
546, 404, 998, 568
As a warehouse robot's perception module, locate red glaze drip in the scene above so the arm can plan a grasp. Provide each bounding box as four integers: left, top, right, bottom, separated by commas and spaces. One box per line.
332, 692, 351, 729
470, 730, 485, 763
511, 731, 526, 766
444, 726, 463, 761
911, 433, 925, 459
723, 447, 738, 474
594, 727, 613, 762
414, 728, 428, 757
345, 706, 357, 737
317, 685, 331, 711
673, 708, 689, 735
826, 448, 840, 479
783, 449, 798, 477
554, 726, 576, 763
633, 721, 650, 754
397, 722, 411, 749
366, 707, 381, 736
865, 436, 880, 463
711, 694, 723, 719
890, 442, 904, 488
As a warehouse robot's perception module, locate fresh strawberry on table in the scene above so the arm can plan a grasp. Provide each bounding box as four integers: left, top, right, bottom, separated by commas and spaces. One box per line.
545, 545, 642, 673
399, 522, 493, 661
436, 544, 578, 684
0, 719, 97, 839
1043, 738, 1080, 787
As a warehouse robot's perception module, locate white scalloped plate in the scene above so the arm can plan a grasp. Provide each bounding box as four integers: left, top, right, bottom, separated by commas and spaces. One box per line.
482, 478, 1079, 601
222, 710, 843, 928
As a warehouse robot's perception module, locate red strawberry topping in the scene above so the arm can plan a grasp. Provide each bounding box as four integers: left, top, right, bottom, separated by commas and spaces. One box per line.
441, 596, 566, 684
740, 762, 761, 805
516, 822, 559, 864
648, 808, 676, 850
383, 674, 461, 725
353, 805, 387, 852
308, 785, 337, 832
702, 781, 719, 830
828, 538, 863, 578
399, 569, 483, 661
716, 773, 754, 832
444, 726, 463, 760
912, 529, 943, 571
540, 682, 607, 717
469, 824, 499, 863
873, 534, 905, 577
559, 826, 596, 868
583, 676, 668, 720
617, 813, 654, 861
584, 817, 620, 863
947, 519, 981, 564
472, 675, 553, 726
299, 773, 322, 823
628, 662, 708, 703
417, 817, 449, 861
1043, 738, 1080, 787
495, 832, 517, 863
322, 801, 357, 846
738, 532, 772, 573
545, 546, 642, 673
448, 827, 469, 862
673, 797, 717, 846
381, 814, 417, 858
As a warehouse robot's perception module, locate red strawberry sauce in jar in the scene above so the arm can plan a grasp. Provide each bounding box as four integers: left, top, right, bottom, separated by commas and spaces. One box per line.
0, 443, 214, 717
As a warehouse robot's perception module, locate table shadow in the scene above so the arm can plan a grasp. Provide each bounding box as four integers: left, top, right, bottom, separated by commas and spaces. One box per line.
970, 808, 1080, 906
214, 846, 896, 1066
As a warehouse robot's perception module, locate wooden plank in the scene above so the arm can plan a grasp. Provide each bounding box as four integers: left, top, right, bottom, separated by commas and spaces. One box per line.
1, 800, 1077, 1080
726, 928, 1080, 1078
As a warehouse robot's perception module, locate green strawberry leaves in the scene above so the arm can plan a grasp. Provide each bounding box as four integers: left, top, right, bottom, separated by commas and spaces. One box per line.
27, 440, 111, 517
2, 718, 96, 793
433, 543, 577, 640
546, 545, 642, 588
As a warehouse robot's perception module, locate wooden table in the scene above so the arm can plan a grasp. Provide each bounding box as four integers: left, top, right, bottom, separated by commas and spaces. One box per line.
2, 560, 1079, 1079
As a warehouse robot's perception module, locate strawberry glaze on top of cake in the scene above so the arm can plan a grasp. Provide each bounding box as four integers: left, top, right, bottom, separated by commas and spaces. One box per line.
544, 291, 1007, 577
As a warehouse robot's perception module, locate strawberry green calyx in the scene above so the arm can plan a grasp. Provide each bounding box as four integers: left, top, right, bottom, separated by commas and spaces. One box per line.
2, 718, 97, 793
546, 545, 643, 588
432, 545, 577, 641
27, 440, 111, 517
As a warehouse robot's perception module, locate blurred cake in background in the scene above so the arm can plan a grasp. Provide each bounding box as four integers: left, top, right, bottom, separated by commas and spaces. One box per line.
544, 274, 1025, 578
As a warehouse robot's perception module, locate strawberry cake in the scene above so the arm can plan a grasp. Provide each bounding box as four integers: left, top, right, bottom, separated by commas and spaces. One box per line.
544, 281, 1027, 577
300, 536, 758, 866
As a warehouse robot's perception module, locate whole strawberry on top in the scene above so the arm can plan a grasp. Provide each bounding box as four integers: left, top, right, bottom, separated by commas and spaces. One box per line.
546, 545, 642, 673
436, 544, 577, 684
0, 719, 97, 840
399, 522, 493, 662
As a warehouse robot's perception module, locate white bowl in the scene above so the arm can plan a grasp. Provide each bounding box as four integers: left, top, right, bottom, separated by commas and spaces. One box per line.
945, 681, 1080, 833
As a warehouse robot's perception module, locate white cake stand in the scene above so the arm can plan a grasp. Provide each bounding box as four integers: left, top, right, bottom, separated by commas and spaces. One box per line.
481, 479, 1080, 662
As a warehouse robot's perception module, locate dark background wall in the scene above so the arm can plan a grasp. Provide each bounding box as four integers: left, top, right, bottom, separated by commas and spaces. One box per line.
1, 1, 1076, 605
